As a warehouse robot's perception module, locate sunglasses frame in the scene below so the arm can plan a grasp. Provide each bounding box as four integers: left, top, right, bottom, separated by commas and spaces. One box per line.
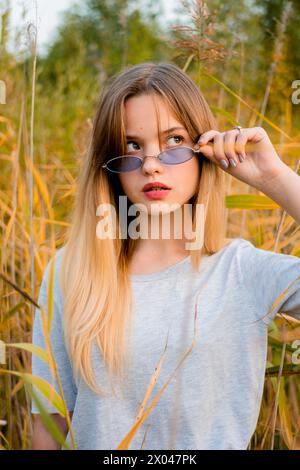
101, 146, 203, 174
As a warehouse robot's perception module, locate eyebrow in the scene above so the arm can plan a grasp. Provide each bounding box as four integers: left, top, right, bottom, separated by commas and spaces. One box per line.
126, 126, 187, 140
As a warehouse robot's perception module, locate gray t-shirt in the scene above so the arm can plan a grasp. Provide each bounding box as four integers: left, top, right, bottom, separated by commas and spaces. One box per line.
31, 238, 300, 450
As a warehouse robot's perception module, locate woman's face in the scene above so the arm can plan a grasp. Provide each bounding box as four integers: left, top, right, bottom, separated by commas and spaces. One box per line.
118, 93, 200, 214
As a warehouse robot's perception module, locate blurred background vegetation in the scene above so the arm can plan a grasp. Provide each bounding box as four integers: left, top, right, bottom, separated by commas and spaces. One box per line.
1, 0, 300, 450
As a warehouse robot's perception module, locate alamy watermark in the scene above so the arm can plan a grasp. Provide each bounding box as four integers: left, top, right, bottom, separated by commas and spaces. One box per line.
292, 339, 300, 365
96, 196, 205, 250
291, 80, 300, 104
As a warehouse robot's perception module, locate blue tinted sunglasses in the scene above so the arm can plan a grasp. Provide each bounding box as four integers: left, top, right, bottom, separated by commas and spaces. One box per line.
101, 146, 203, 174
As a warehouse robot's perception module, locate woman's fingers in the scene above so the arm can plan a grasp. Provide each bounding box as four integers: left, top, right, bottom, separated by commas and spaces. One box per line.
196, 129, 247, 170
224, 130, 240, 166
196, 130, 227, 167
213, 132, 231, 167
235, 133, 248, 161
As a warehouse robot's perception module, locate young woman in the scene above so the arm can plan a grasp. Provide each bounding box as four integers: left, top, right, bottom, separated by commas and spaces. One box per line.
31, 62, 300, 450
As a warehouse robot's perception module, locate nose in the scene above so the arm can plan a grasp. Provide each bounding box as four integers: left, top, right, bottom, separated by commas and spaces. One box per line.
141, 144, 164, 175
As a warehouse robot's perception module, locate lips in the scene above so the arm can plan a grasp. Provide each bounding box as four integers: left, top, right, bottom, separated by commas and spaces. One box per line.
142, 182, 171, 192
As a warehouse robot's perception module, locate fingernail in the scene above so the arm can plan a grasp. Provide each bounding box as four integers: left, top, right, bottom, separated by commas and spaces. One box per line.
238, 154, 244, 163
229, 158, 236, 168
220, 159, 229, 169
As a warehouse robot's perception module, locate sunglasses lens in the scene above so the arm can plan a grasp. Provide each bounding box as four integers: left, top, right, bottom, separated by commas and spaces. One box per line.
106, 156, 141, 173
105, 147, 196, 172
161, 147, 194, 164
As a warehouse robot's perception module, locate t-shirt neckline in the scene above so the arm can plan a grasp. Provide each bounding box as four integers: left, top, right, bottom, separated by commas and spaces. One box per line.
130, 254, 192, 282
129, 239, 236, 282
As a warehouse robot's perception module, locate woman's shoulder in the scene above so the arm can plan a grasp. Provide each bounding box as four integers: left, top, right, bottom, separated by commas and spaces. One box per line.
213, 237, 254, 258
223, 237, 253, 248
42, 246, 65, 277
39, 246, 66, 301
221, 237, 246, 250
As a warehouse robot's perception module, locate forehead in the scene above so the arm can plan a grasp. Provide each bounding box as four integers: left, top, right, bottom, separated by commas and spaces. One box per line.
124, 93, 182, 134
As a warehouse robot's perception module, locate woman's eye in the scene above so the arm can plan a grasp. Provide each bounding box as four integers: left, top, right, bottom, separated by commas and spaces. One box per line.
167, 135, 184, 146
126, 135, 184, 153
126, 141, 140, 153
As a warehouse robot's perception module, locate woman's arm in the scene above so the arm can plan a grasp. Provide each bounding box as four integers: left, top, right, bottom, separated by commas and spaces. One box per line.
196, 126, 300, 224
31, 411, 73, 450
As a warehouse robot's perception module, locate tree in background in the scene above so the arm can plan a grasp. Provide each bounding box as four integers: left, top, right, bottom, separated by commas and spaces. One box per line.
254, 0, 300, 131
33, 0, 173, 161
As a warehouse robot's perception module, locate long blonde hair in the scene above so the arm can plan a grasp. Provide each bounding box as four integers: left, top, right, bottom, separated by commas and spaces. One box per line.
59, 62, 227, 396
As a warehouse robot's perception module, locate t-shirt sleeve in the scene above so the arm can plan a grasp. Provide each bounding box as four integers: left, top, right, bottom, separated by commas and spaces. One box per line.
31, 250, 77, 414
238, 239, 300, 325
